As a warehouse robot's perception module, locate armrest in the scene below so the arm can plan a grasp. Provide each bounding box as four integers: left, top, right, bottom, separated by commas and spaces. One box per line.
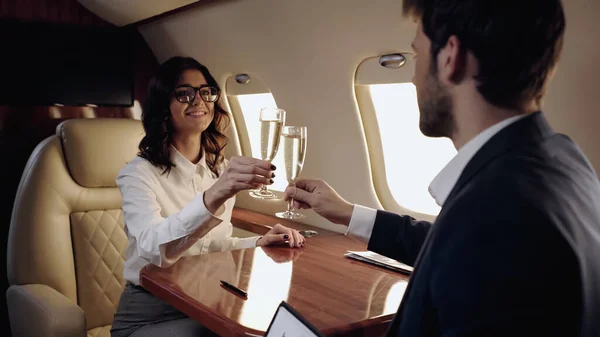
7, 284, 86, 337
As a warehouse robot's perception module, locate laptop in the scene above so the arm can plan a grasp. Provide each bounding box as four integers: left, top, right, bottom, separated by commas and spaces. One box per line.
264, 301, 325, 337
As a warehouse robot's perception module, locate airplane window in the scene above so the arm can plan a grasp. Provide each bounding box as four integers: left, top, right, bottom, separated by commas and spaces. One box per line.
368, 83, 456, 215
234, 93, 287, 192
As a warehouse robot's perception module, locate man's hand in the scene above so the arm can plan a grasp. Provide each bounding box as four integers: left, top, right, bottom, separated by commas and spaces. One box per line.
284, 179, 354, 226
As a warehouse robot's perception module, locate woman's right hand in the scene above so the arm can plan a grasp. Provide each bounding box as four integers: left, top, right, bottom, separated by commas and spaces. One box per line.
204, 156, 275, 213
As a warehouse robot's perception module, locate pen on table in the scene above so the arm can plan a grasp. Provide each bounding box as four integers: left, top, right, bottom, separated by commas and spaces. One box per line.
220, 280, 248, 297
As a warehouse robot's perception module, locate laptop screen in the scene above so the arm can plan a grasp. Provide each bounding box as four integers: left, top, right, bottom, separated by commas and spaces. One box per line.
264, 302, 323, 337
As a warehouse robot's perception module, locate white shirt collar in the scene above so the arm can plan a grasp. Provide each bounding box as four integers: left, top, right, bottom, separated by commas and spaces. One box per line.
428, 114, 530, 207
170, 145, 209, 179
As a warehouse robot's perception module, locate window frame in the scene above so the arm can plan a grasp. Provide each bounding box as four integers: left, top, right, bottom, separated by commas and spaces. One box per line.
354, 54, 440, 221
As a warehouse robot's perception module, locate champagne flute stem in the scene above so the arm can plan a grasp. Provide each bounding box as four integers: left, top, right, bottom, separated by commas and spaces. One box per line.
287, 181, 296, 213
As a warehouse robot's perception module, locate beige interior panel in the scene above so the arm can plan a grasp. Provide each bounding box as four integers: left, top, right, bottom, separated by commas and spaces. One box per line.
77, 0, 196, 26
543, 0, 600, 173
137, 0, 600, 230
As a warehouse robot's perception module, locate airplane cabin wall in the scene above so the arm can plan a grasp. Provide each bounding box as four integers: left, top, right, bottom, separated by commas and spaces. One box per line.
138, 0, 600, 231
544, 0, 600, 170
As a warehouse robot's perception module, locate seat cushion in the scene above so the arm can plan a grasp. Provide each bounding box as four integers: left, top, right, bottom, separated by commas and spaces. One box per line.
87, 325, 112, 337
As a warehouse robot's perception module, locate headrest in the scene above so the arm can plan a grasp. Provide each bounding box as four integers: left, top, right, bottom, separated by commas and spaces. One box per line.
57, 118, 144, 188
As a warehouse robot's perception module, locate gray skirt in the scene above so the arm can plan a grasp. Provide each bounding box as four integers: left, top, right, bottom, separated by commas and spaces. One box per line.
110, 283, 218, 337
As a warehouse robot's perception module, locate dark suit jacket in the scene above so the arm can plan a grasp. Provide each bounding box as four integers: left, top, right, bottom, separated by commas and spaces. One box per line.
368, 112, 600, 337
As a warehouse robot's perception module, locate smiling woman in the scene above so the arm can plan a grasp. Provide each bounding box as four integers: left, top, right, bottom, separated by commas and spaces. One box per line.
138, 57, 229, 176
171, 82, 220, 131
110, 56, 306, 337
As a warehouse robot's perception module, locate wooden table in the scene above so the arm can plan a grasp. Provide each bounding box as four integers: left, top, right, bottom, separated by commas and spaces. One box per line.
140, 210, 410, 337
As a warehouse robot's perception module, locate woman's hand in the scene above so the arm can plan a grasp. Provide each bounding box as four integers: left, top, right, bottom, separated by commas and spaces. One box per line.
262, 246, 303, 263
256, 224, 306, 248
204, 156, 274, 213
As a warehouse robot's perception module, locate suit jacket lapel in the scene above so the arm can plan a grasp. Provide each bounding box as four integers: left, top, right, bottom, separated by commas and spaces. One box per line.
444, 111, 554, 204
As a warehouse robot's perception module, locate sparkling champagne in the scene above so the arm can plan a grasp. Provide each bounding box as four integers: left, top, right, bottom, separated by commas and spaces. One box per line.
282, 133, 306, 183
260, 120, 283, 161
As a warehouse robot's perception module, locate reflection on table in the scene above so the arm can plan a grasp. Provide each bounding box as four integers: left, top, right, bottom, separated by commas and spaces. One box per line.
238, 248, 294, 331
140, 234, 409, 337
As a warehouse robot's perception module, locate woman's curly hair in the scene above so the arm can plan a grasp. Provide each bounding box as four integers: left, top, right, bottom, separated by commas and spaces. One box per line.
138, 56, 230, 177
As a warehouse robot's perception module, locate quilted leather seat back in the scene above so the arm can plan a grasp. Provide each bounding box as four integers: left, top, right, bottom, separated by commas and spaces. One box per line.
71, 210, 128, 329
7, 118, 144, 332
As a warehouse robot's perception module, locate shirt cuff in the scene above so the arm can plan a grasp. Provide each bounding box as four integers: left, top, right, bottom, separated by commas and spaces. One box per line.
235, 236, 262, 249
345, 204, 377, 242
176, 192, 223, 232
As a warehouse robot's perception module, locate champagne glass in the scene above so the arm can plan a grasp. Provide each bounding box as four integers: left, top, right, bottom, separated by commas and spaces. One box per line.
276, 126, 307, 219
249, 107, 286, 199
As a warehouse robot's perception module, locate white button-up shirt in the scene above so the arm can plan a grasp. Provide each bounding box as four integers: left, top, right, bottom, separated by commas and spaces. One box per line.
347, 114, 529, 241
117, 146, 260, 285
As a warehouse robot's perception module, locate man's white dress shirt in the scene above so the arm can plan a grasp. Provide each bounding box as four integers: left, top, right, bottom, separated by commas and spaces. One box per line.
117, 146, 260, 285
347, 114, 529, 242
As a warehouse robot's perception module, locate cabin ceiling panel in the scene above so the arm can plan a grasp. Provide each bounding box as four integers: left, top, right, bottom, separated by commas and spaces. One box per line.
76, 0, 197, 26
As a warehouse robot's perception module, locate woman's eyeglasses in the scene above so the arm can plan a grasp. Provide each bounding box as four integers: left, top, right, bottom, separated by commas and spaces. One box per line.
173, 85, 220, 103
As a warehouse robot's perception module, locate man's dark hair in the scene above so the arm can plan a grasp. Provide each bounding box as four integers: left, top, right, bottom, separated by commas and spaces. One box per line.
403, 0, 566, 110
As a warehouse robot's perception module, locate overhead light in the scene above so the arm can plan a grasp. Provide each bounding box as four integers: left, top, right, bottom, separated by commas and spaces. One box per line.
235, 74, 251, 84
379, 53, 407, 69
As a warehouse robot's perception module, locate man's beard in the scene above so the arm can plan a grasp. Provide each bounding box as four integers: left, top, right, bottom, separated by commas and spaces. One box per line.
417, 67, 454, 138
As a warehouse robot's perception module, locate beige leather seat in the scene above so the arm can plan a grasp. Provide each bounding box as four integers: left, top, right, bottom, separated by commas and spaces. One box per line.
7, 118, 144, 337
